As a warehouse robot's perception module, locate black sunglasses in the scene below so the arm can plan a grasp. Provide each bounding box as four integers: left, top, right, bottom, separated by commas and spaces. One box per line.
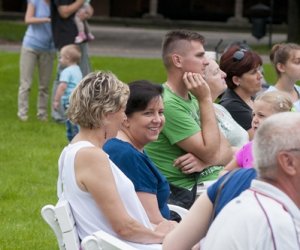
233, 49, 247, 61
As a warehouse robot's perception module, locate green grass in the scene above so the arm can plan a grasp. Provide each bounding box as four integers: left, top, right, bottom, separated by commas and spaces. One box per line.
263, 63, 277, 84
0, 51, 166, 249
0, 21, 26, 42
0, 49, 276, 249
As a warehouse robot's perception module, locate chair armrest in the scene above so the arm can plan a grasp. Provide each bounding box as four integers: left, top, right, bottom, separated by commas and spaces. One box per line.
82, 230, 138, 250
167, 204, 189, 218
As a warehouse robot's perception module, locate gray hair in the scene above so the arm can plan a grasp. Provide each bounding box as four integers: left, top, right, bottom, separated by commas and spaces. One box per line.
253, 112, 300, 178
67, 71, 129, 129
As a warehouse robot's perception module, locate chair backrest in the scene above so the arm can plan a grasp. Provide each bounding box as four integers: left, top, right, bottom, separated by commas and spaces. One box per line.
41, 200, 80, 250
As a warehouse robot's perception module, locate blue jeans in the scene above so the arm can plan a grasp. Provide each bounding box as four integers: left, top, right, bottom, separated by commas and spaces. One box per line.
66, 119, 79, 142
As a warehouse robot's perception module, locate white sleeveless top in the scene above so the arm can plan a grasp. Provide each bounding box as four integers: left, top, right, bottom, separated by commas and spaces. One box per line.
58, 141, 161, 249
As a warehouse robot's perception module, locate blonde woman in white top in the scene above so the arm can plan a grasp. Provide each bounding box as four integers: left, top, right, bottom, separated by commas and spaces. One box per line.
58, 71, 176, 249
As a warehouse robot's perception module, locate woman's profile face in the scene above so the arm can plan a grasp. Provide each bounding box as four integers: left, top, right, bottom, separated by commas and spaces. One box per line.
205, 59, 227, 97
105, 105, 127, 139
235, 66, 263, 96
279, 49, 300, 82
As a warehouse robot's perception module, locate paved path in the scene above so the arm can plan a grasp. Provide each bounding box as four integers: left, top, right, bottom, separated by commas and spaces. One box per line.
0, 24, 287, 63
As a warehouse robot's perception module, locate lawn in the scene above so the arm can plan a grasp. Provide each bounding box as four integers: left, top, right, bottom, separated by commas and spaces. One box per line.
0, 48, 277, 249
0, 51, 167, 249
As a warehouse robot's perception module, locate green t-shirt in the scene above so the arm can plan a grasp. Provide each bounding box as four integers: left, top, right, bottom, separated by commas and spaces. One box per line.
145, 85, 222, 189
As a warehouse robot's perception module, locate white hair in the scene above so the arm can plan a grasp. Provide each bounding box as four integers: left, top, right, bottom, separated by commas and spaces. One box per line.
253, 112, 300, 178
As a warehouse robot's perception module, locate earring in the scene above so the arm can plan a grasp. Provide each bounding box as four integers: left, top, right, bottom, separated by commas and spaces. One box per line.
103, 125, 107, 140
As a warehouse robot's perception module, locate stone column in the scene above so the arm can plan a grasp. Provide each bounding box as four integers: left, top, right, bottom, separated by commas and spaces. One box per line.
227, 0, 249, 25
143, 0, 163, 19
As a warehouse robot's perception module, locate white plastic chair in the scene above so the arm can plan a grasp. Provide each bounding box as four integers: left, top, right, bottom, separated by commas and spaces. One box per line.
81, 230, 138, 250
41, 201, 188, 250
41, 199, 80, 250
167, 204, 189, 218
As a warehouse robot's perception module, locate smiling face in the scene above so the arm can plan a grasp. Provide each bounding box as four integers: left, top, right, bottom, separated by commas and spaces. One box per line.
125, 96, 165, 150
251, 100, 275, 131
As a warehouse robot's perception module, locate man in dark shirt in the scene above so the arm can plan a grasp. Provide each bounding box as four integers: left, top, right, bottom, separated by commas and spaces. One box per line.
50, 0, 91, 122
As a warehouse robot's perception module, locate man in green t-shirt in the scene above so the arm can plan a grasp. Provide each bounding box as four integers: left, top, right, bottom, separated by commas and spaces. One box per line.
146, 30, 233, 189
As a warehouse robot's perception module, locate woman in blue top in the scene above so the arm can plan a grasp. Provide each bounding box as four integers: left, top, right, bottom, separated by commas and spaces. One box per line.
104, 80, 172, 224
18, 0, 56, 121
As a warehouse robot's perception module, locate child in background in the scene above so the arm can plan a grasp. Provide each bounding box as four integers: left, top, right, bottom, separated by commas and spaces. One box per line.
74, 0, 94, 44
53, 44, 83, 141
221, 91, 293, 174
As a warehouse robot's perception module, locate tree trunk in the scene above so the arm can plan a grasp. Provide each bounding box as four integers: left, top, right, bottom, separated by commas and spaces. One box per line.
287, 0, 300, 43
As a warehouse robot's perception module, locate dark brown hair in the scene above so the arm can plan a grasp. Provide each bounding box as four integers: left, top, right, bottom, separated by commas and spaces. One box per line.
220, 45, 262, 89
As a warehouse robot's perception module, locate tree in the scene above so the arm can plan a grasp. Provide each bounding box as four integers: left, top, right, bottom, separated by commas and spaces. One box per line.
287, 0, 300, 43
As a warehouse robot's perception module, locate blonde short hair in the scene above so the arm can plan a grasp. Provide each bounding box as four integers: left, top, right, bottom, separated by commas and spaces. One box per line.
60, 44, 81, 64
255, 91, 293, 113
67, 71, 129, 129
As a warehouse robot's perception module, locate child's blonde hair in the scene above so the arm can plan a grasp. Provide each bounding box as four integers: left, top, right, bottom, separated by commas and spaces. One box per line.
255, 91, 293, 113
60, 44, 81, 64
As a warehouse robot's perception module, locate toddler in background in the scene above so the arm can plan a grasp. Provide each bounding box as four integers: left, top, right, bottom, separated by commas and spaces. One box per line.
221, 91, 293, 174
53, 44, 83, 141
74, 0, 94, 44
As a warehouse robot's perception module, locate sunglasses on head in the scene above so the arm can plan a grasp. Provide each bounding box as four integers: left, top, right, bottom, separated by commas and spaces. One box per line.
233, 49, 248, 61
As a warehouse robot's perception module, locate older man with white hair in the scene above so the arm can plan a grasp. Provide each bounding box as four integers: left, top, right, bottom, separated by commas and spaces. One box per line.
203, 112, 300, 250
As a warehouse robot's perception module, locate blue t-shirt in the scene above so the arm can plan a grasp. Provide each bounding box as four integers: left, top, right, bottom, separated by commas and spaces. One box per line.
207, 168, 257, 219
59, 64, 82, 107
23, 0, 55, 51
103, 138, 170, 219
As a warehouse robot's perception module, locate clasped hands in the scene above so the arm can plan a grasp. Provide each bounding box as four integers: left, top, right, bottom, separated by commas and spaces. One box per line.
173, 153, 207, 174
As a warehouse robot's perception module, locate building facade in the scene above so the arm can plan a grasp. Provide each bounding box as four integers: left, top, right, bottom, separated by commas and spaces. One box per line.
1, 0, 286, 24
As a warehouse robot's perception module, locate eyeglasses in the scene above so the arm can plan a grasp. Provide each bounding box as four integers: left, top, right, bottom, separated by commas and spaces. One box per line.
233, 49, 247, 62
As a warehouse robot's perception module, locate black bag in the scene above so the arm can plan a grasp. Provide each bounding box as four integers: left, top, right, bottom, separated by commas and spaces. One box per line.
168, 173, 199, 209
168, 184, 196, 209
